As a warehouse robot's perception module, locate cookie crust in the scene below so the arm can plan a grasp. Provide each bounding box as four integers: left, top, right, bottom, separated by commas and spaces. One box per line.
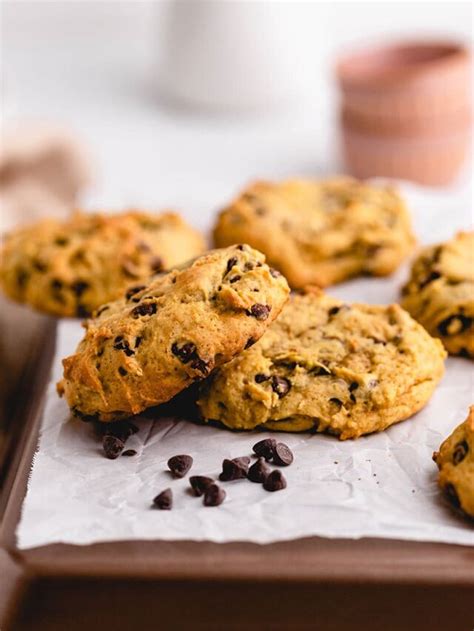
433, 406, 474, 519
213, 177, 415, 288
0, 210, 205, 317
58, 244, 290, 422
198, 289, 446, 439
401, 231, 474, 358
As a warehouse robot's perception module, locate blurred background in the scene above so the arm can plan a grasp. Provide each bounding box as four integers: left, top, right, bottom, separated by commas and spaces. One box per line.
1, 1, 472, 234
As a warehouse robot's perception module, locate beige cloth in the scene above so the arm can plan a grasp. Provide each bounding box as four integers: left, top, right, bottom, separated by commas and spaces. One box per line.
0, 124, 92, 234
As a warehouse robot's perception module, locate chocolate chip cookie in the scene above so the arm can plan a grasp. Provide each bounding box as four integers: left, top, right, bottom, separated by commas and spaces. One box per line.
433, 406, 474, 519
198, 288, 446, 439
0, 210, 205, 317
58, 244, 290, 422
401, 231, 474, 358
213, 177, 415, 288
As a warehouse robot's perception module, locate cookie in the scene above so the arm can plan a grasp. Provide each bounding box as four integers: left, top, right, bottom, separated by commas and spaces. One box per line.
0, 210, 205, 317
198, 289, 446, 440
58, 244, 290, 422
433, 406, 474, 519
401, 231, 474, 358
213, 177, 415, 288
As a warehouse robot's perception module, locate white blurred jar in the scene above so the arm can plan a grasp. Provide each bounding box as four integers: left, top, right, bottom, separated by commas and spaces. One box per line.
156, 0, 310, 111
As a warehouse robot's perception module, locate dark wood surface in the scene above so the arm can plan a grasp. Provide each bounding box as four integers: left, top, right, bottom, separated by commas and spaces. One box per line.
0, 298, 472, 631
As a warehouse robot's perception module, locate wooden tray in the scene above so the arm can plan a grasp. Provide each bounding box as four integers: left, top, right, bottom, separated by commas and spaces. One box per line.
0, 299, 472, 631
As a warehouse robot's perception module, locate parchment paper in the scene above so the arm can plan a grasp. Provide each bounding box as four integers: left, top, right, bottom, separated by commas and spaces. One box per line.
17, 183, 474, 549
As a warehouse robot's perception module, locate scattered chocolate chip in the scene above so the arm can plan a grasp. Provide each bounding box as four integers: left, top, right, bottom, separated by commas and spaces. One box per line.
255, 373, 269, 383
118, 366, 128, 376
444, 483, 461, 509
226, 257, 238, 274
263, 470, 287, 492
71, 280, 89, 297
103, 435, 124, 459
126, 285, 146, 300
189, 476, 215, 497
246, 303, 271, 320
219, 457, 249, 481
150, 256, 164, 273
172, 342, 197, 363
438, 314, 472, 336
245, 337, 256, 349
168, 454, 193, 478
204, 484, 226, 506
269, 268, 281, 278
247, 457, 271, 483
131, 302, 157, 318
153, 488, 173, 510
122, 449, 137, 457
273, 443, 294, 467
76, 305, 90, 318
252, 438, 276, 461
453, 440, 469, 465
271, 376, 291, 398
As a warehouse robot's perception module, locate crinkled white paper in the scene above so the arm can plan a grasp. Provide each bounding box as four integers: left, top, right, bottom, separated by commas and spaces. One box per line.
17, 183, 474, 549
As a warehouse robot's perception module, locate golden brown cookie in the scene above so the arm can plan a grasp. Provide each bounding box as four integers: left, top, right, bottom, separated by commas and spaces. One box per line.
401, 231, 474, 358
58, 244, 290, 422
0, 210, 205, 317
433, 406, 474, 519
213, 177, 415, 288
198, 289, 446, 439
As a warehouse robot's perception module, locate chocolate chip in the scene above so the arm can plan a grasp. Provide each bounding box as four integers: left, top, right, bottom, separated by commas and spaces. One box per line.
126, 285, 146, 300
55, 236, 69, 246
226, 257, 238, 274
190, 357, 210, 376
247, 457, 271, 483
171, 342, 197, 363
103, 435, 124, 459
420, 271, 441, 289
71, 280, 89, 297
453, 440, 469, 465
246, 304, 271, 320
255, 373, 269, 383
131, 302, 157, 318
51, 278, 63, 290
272, 443, 294, 467
329, 397, 343, 409
150, 256, 164, 273
237, 244, 245, 251
153, 488, 172, 510
219, 457, 249, 481
135, 336, 142, 348
204, 484, 226, 506
96, 304, 110, 317
349, 382, 359, 392
269, 268, 281, 278
229, 275, 241, 283
444, 483, 460, 509
252, 438, 276, 461
104, 420, 139, 441
245, 337, 256, 349
311, 365, 331, 376
118, 366, 128, 376
189, 476, 215, 497
263, 470, 287, 492
328, 306, 340, 316
113, 337, 135, 356
271, 376, 291, 398
76, 305, 90, 318
438, 314, 472, 336
168, 454, 193, 478
122, 449, 137, 457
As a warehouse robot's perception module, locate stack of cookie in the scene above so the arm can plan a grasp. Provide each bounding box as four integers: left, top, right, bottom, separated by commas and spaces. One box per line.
0, 176, 472, 519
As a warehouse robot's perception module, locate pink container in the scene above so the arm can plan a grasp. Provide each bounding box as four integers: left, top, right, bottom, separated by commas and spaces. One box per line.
336, 40, 472, 185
